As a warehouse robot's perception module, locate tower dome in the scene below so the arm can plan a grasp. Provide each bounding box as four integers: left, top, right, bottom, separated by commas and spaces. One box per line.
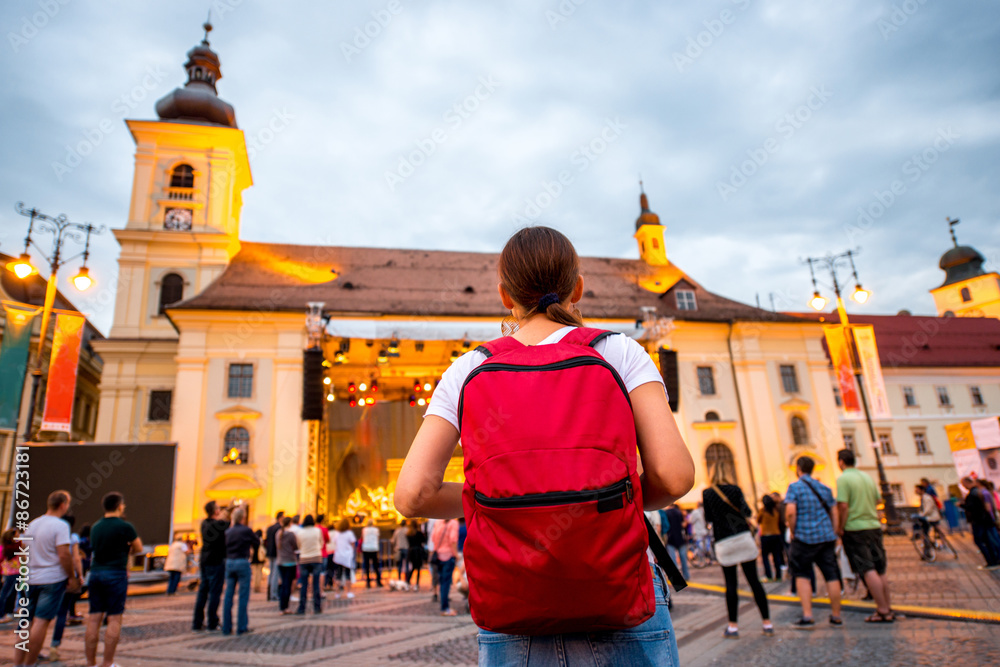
154, 21, 237, 128
938, 217, 986, 287
635, 190, 661, 231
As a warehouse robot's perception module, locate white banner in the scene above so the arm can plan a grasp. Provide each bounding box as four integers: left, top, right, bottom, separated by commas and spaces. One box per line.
970, 417, 1000, 451
852, 325, 891, 419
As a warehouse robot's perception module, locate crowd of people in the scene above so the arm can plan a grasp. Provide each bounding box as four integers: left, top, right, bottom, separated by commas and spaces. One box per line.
646, 449, 1000, 638
5, 489, 141, 667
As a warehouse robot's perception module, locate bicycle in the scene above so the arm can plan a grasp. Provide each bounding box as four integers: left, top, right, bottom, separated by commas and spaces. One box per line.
911, 519, 959, 562
687, 535, 716, 569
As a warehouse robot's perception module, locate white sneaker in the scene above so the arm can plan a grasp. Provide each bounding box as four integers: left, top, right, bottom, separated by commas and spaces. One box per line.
346, 592, 355, 599
334, 593, 341, 599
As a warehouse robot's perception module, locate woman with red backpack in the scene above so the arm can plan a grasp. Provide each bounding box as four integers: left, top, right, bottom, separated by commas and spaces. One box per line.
395, 226, 694, 665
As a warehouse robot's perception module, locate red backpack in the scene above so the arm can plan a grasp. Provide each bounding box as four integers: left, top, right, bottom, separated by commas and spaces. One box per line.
459, 327, 684, 635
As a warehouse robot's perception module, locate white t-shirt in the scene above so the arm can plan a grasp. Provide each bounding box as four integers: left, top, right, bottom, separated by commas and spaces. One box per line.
361, 526, 380, 552
296, 526, 324, 562
688, 507, 708, 540
24, 514, 71, 585
425, 327, 666, 431
331, 530, 356, 568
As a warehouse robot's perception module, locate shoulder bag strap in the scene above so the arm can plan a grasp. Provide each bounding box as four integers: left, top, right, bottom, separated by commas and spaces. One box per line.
802, 478, 833, 516
644, 515, 687, 592
711, 484, 740, 513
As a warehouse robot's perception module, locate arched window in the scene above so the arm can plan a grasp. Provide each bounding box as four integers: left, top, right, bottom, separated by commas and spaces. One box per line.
159, 273, 184, 314
705, 411, 720, 422
791, 415, 809, 445
222, 427, 250, 465
960, 287, 972, 303
705, 442, 737, 485
170, 164, 194, 188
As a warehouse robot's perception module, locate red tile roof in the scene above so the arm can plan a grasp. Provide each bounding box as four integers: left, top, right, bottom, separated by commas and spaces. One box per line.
789, 311, 1000, 369
171, 241, 803, 324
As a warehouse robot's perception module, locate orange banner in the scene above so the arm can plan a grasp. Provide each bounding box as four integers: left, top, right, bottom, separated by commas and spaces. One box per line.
823, 325, 860, 414
40, 314, 85, 433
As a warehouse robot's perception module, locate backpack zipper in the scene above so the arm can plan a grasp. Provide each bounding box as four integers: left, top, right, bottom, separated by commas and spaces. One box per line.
475, 477, 633, 509
458, 356, 631, 430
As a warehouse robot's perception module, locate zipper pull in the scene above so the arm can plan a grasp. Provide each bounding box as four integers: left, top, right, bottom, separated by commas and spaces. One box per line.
625, 479, 634, 504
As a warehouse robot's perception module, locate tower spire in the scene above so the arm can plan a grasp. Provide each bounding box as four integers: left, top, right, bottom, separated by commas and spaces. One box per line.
947, 216, 960, 247
203, 10, 212, 45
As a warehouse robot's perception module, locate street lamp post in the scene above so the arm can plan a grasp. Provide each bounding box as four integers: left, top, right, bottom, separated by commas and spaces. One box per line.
806, 249, 902, 531
7, 202, 103, 444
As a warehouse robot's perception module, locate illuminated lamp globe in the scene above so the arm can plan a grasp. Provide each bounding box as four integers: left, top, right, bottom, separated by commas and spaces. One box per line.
423, 382, 432, 392
809, 292, 828, 311
323, 376, 332, 385
72, 267, 93, 291
9, 253, 36, 279
852, 285, 871, 305
417, 398, 427, 407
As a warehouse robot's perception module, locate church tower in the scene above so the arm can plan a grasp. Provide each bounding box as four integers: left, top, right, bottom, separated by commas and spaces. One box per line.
94, 22, 252, 442
929, 218, 1000, 318
634, 184, 668, 266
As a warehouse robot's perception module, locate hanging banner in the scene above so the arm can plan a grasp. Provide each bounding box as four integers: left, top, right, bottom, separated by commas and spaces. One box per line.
823, 325, 861, 415
945, 421, 984, 480
852, 325, 891, 419
0, 304, 41, 430
970, 417, 1000, 451
40, 313, 85, 433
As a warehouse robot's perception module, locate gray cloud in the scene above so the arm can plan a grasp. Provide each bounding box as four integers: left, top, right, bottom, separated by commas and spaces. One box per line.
1, 0, 998, 335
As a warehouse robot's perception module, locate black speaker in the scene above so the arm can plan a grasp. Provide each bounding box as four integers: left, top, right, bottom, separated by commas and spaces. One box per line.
658, 348, 679, 412
302, 347, 325, 421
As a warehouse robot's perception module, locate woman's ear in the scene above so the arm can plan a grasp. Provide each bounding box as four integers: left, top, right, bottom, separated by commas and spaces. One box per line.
498, 283, 515, 310
570, 275, 584, 304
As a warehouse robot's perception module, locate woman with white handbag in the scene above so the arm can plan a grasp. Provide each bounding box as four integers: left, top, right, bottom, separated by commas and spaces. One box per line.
702, 464, 772, 638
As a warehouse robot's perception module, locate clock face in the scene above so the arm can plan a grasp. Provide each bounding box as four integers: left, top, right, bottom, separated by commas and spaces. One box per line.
164, 207, 193, 231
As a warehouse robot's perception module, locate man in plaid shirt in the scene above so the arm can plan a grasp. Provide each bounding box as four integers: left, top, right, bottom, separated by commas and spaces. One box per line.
785, 456, 842, 629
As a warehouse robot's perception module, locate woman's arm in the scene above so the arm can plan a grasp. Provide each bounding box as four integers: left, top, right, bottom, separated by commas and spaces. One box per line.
394, 416, 464, 519
631, 382, 695, 509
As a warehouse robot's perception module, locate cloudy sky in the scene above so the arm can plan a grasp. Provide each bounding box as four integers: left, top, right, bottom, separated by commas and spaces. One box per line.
2, 0, 998, 336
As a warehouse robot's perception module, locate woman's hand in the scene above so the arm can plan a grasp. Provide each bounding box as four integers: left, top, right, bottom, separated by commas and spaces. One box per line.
394, 416, 464, 519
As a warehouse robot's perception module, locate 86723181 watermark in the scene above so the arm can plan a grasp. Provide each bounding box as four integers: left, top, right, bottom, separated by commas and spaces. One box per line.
10, 445, 33, 653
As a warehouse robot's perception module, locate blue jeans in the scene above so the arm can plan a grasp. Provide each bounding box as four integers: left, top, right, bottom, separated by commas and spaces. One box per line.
222, 559, 252, 635
167, 570, 182, 595
268, 557, 280, 600
192, 562, 225, 630
478, 565, 678, 666
298, 562, 323, 613
666, 544, 690, 581
0, 574, 17, 615
51, 589, 81, 646
972, 522, 1000, 566
25, 580, 68, 621
438, 557, 456, 612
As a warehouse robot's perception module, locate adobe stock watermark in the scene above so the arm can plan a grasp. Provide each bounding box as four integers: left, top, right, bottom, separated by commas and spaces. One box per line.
876, 0, 931, 40
51, 65, 168, 182
384, 75, 501, 192
715, 85, 832, 202
341, 0, 404, 63
7, 0, 72, 53
510, 116, 627, 224
545, 0, 588, 31
845, 127, 958, 243
673, 0, 752, 73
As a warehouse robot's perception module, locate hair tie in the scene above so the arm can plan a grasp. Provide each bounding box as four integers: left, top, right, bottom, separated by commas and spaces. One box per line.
538, 292, 561, 309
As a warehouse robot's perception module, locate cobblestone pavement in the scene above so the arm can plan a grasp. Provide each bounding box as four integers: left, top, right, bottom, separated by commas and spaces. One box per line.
1, 533, 996, 666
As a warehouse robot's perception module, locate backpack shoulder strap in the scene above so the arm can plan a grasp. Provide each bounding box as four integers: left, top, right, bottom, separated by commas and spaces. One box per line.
475, 337, 524, 358
559, 327, 616, 348
644, 515, 687, 591
802, 478, 833, 516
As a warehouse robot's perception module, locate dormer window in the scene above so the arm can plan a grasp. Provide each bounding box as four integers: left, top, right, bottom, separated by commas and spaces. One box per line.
676, 290, 697, 311
960, 287, 972, 303
170, 164, 194, 188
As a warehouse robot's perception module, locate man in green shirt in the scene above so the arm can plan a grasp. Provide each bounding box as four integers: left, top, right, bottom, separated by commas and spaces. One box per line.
85, 492, 142, 667
835, 449, 893, 623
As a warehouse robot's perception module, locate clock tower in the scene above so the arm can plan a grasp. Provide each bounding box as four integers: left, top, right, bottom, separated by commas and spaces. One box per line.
929, 218, 1000, 318
94, 21, 252, 442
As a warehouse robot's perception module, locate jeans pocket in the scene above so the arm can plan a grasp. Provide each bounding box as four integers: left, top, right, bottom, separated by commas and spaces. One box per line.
477, 630, 529, 667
